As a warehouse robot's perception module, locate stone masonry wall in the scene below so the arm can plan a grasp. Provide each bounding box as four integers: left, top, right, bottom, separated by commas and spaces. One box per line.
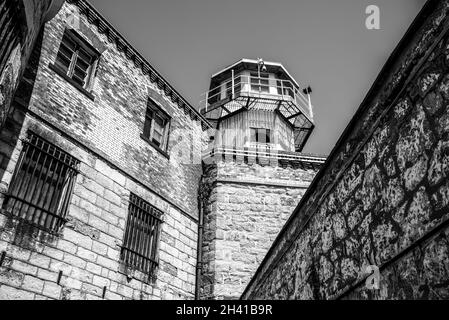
242, 0, 449, 300
200, 160, 320, 299
0, 0, 58, 130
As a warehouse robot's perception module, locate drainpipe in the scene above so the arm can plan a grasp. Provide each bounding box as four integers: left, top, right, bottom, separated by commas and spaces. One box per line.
195, 193, 205, 300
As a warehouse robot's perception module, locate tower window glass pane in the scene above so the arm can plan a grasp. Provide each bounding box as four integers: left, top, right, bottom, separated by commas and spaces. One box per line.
250, 73, 269, 93
250, 128, 271, 144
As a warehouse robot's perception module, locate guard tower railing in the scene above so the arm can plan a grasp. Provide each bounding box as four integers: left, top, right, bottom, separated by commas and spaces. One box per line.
199, 73, 315, 152
199, 74, 314, 121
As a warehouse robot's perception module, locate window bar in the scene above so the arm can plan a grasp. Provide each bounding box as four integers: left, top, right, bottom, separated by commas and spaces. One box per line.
125, 197, 136, 266
29, 146, 55, 225
139, 201, 146, 272
56, 166, 78, 231
7, 140, 30, 212
135, 199, 144, 270
129, 199, 139, 268
139, 200, 147, 271
146, 205, 155, 273
145, 212, 154, 274
122, 200, 133, 266
16, 142, 44, 219
28, 141, 55, 223
41, 154, 63, 229
151, 214, 161, 275
150, 211, 160, 264
44, 159, 66, 231
9, 142, 35, 214
143, 208, 153, 273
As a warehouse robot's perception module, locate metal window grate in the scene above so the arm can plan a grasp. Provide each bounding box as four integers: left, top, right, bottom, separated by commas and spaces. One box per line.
121, 193, 163, 279
3, 132, 80, 233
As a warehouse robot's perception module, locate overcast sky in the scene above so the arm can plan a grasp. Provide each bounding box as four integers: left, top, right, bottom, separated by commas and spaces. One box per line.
89, 0, 426, 155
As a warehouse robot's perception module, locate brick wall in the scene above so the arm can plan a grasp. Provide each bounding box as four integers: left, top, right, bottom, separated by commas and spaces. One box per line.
242, 0, 449, 300
200, 160, 321, 299
0, 0, 208, 300
19, 1, 208, 218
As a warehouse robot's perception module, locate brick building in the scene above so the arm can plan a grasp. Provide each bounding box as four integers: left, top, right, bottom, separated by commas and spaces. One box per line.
0, 0, 210, 300
0, 0, 324, 300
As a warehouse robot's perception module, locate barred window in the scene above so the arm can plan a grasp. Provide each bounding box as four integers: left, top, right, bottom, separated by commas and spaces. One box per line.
3, 133, 80, 233
142, 98, 171, 152
54, 29, 99, 90
121, 193, 163, 279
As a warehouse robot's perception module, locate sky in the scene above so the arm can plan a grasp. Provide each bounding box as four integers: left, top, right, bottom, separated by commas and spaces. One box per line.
89, 0, 427, 155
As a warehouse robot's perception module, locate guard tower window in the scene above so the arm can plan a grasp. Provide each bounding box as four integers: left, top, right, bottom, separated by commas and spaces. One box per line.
54, 29, 99, 90
143, 99, 171, 152
250, 128, 271, 144
121, 193, 163, 280
3, 132, 80, 233
251, 73, 269, 93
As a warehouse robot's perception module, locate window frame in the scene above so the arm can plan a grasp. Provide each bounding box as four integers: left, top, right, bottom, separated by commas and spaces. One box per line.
50, 29, 100, 100
250, 127, 272, 145
250, 72, 270, 93
2, 132, 80, 234
141, 98, 171, 158
120, 193, 163, 282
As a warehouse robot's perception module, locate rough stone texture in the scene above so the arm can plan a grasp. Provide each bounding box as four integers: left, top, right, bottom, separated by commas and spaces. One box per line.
0, 0, 62, 130
0, 0, 207, 300
242, 0, 449, 300
200, 161, 320, 299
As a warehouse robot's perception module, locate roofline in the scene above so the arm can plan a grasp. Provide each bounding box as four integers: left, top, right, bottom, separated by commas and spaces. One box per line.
68, 0, 212, 130
241, 0, 437, 299
211, 58, 301, 88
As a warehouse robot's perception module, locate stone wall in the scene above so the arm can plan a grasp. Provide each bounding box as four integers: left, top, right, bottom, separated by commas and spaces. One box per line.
242, 0, 449, 300
0, 0, 208, 300
200, 160, 321, 299
0, 0, 64, 130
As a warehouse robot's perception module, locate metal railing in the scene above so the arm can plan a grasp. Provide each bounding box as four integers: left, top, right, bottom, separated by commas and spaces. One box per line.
202, 145, 326, 165
199, 74, 314, 120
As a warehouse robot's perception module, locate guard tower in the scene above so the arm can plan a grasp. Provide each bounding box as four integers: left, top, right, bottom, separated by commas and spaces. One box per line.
198, 59, 325, 300
200, 58, 315, 155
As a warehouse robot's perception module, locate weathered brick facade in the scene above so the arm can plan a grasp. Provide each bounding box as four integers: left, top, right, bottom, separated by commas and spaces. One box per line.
0, 0, 208, 300
242, 0, 449, 300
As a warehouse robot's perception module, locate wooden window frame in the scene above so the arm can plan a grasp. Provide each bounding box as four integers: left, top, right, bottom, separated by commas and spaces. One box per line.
50, 29, 100, 99
141, 98, 171, 158
250, 72, 270, 93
